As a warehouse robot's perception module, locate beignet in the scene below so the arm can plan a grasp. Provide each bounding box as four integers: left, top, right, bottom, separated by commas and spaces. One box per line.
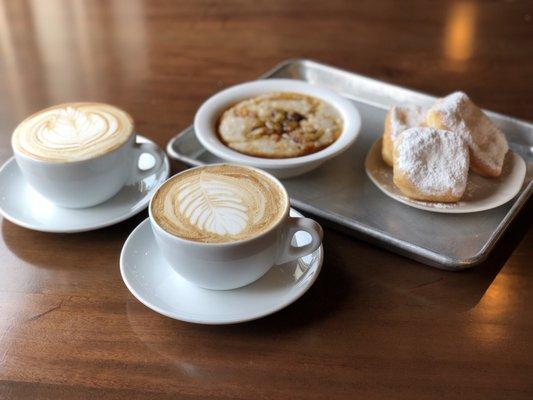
381, 104, 426, 167
393, 127, 469, 202
426, 92, 508, 177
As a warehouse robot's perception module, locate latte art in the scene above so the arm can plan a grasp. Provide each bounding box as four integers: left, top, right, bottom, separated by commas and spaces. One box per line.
12, 102, 133, 162
151, 165, 287, 243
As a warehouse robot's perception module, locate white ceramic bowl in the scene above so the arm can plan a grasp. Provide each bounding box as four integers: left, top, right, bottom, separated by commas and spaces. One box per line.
194, 79, 361, 178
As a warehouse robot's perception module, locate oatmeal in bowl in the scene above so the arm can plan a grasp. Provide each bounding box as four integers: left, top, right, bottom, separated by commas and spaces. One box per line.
218, 92, 343, 158
194, 79, 361, 178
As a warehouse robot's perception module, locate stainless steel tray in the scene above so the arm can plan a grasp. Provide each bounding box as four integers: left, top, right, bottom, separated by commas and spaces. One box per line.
167, 59, 533, 270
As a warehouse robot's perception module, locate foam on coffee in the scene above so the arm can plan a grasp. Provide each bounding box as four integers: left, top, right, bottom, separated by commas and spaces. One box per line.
12, 102, 133, 162
151, 165, 287, 243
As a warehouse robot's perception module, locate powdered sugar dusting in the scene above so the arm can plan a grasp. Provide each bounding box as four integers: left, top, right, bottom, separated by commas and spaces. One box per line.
408, 199, 458, 208
429, 92, 508, 173
395, 127, 469, 196
375, 168, 458, 208
390, 104, 427, 142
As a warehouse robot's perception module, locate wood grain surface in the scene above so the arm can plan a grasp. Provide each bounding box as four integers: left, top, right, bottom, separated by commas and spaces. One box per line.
0, 1, 532, 399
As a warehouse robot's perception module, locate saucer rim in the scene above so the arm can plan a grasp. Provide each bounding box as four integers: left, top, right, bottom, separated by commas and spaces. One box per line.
120, 212, 324, 325
0, 135, 170, 233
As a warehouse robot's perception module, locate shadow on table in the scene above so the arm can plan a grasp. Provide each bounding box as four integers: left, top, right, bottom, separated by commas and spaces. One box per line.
1, 212, 148, 270
123, 247, 353, 379
319, 198, 532, 313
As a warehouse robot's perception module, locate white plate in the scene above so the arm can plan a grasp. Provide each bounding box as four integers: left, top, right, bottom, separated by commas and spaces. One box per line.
0, 135, 170, 232
120, 209, 323, 325
365, 138, 526, 213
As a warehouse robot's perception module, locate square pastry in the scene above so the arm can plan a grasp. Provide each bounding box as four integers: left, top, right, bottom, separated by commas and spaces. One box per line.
381, 104, 427, 167
426, 92, 508, 177
393, 127, 470, 202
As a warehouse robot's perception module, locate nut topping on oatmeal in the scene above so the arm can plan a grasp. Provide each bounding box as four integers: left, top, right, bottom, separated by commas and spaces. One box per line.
217, 92, 343, 158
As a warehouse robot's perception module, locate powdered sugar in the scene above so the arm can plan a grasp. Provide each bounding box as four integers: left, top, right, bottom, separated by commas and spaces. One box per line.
395, 127, 469, 196
408, 199, 458, 208
428, 92, 508, 174
390, 104, 427, 142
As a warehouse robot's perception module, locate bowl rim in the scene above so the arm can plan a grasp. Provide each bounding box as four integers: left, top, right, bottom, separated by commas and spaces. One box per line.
193, 79, 361, 169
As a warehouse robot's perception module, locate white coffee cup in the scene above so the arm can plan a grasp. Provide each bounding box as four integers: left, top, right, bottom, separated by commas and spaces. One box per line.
13, 134, 164, 208
149, 165, 323, 290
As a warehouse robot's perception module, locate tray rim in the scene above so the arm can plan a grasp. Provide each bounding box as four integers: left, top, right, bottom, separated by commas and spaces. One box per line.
166, 58, 532, 270
267, 58, 533, 127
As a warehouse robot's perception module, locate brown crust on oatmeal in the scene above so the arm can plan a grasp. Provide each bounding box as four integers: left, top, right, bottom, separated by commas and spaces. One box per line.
216, 92, 343, 158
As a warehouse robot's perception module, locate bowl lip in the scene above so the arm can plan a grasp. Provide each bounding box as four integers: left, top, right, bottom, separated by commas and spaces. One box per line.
194, 79, 362, 169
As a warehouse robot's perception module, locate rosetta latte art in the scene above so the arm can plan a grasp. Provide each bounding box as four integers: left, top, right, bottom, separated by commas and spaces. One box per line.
151, 165, 287, 243
12, 102, 133, 162
177, 174, 255, 235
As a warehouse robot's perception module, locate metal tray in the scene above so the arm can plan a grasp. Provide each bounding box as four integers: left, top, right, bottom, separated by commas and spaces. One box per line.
167, 59, 532, 270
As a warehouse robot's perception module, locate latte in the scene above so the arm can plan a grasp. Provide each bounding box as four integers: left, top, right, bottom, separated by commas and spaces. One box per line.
151, 165, 288, 243
12, 102, 133, 162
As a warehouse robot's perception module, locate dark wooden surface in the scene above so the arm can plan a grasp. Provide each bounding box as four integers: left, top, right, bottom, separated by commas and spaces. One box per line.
0, 1, 532, 399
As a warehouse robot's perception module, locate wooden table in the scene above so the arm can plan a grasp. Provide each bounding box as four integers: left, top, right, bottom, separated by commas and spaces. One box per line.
0, 1, 531, 398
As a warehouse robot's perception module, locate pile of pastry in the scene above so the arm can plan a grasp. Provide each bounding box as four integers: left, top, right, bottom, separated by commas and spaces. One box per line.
381, 92, 509, 202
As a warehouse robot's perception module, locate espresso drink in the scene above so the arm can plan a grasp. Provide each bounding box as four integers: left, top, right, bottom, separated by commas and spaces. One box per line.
151, 165, 287, 243
12, 102, 133, 162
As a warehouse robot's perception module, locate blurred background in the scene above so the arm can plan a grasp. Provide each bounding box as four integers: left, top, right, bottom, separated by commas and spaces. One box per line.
0, 0, 531, 150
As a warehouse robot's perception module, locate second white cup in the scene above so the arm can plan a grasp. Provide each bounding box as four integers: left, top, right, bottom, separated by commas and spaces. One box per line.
149, 164, 324, 290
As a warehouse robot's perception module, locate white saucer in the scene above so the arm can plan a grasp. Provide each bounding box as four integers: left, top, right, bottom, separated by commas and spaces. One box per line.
0, 136, 170, 233
365, 138, 527, 214
120, 209, 323, 325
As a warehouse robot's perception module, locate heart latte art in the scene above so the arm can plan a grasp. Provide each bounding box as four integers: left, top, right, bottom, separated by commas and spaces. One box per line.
12, 102, 133, 162
151, 165, 287, 243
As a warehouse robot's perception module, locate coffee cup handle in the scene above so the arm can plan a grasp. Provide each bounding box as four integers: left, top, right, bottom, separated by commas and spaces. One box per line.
275, 217, 323, 266
129, 141, 165, 184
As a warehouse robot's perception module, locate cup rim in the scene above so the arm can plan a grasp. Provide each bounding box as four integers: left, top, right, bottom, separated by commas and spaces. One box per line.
11, 102, 135, 165
148, 163, 291, 247
193, 78, 361, 169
